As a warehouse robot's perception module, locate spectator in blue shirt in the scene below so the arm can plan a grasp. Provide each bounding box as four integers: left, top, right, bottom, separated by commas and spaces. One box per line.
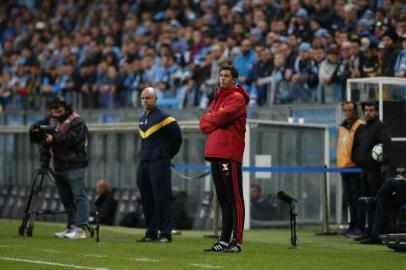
233, 39, 256, 91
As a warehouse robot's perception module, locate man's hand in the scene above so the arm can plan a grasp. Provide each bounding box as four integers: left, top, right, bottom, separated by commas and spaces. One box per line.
395, 174, 406, 181
45, 133, 54, 144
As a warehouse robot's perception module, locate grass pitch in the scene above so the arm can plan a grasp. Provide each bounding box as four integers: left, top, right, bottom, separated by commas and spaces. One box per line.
0, 219, 405, 270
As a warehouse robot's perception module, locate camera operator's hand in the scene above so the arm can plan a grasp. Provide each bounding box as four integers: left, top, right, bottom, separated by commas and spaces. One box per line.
395, 174, 406, 181
45, 133, 54, 144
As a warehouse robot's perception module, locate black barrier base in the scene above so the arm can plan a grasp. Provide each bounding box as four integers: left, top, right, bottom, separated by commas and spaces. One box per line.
315, 231, 339, 236
382, 234, 406, 252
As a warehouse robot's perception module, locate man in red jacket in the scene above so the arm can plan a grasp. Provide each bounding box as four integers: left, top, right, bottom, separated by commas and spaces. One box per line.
200, 65, 249, 253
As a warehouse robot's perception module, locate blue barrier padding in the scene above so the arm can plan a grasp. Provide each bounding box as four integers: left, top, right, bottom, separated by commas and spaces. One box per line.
173, 164, 361, 173
170, 166, 211, 180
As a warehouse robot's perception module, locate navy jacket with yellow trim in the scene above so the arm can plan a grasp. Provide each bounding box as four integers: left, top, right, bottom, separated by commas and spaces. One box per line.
138, 106, 182, 161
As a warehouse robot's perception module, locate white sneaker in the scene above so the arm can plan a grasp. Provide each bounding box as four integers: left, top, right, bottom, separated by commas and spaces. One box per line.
54, 228, 72, 238
64, 227, 86, 239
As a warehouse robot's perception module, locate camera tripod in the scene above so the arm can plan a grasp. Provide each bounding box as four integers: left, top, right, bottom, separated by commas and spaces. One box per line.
289, 201, 298, 248
18, 167, 97, 241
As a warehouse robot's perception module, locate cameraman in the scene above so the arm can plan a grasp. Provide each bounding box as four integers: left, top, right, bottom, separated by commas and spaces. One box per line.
33, 96, 89, 239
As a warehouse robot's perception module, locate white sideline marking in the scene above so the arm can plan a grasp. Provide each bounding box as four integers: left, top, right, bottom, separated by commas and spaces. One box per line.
0, 257, 109, 270
191, 263, 221, 269
133, 257, 160, 263
83, 254, 107, 258
36, 248, 62, 253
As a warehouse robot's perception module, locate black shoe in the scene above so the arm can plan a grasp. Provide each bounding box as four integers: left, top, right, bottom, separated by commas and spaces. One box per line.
360, 237, 381, 245
223, 240, 242, 253
155, 236, 172, 243
204, 241, 229, 252
353, 235, 368, 241
136, 236, 157, 242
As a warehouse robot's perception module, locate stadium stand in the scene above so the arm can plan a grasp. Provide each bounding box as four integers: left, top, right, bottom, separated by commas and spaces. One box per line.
1, 0, 406, 112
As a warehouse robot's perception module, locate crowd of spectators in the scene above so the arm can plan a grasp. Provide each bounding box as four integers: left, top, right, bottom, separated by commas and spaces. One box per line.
1, 0, 406, 112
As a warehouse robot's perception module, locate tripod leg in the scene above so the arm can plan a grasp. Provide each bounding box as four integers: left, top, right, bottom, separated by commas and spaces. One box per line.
26, 173, 46, 237
86, 225, 95, 238
19, 171, 39, 236
290, 203, 293, 246
289, 203, 298, 248
293, 218, 297, 246
95, 210, 100, 242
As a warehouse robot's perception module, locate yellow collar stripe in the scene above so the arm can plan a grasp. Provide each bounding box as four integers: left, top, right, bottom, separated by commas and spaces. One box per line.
139, 116, 176, 139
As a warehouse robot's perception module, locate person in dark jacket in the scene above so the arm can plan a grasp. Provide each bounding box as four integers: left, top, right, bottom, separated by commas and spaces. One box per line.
200, 65, 249, 253
136, 87, 182, 243
361, 175, 406, 244
89, 179, 118, 226
352, 101, 393, 241
34, 96, 89, 239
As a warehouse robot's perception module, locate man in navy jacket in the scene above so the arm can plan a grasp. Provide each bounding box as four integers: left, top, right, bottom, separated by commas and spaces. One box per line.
136, 87, 182, 243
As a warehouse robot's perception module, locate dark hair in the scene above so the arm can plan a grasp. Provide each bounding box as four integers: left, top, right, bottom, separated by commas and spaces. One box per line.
48, 96, 72, 111
342, 101, 358, 116
361, 100, 379, 111
220, 64, 239, 80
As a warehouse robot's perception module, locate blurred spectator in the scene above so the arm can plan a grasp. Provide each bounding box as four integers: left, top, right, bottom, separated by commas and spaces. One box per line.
318, 45, 341, 103
359, 39, 381, 78
78, 62, 97, 109
273, 53, 293, 104
0, 71, 14, 110
233, 39, 256, 91
250, 184, 273, 221
380, 32, 399, 77
315, 0, 335, 31
288, 8, 312, 43
291, 42, 318, 103
393, 34, 406, 78
250, 48, 273, 106
331, 41, 354, 100
311, 45, 326, 74
89, 179, 118, 226
1, 0, 406, 111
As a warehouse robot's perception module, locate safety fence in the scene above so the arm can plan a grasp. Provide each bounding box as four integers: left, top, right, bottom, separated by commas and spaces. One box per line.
0, 120, 353, 229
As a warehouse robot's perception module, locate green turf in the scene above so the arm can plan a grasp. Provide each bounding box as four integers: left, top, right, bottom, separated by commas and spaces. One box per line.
0, 219, 405, 270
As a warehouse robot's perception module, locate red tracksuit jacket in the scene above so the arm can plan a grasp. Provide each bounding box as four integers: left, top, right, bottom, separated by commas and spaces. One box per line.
199, 85, 249, 163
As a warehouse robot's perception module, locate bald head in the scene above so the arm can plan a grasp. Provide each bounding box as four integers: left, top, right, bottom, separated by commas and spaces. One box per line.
141, 87, 157, 97
141, 87, 158, 112
96, 179, 107, 195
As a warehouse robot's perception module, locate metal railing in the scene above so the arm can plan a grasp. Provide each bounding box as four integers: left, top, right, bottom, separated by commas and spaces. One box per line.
0, 120, 330, 228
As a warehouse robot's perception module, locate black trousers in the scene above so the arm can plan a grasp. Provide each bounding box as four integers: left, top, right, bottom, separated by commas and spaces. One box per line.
341, 172, 364, 230
372, 178, 406, 236
361, 167, 385, 236
137, 159, 173, 238
211, 159, 245, 244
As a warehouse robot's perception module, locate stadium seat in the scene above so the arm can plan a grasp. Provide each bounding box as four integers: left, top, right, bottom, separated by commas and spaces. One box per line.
0, 186, 11, 217
192, 191, 213, 230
